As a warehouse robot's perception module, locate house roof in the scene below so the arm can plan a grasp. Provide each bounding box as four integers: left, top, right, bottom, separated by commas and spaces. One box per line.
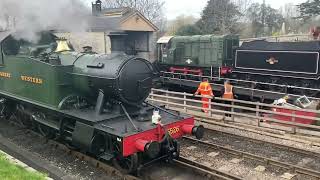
89, 8, 158, 32
0, 31, 12, 42
88, 16, 121, 32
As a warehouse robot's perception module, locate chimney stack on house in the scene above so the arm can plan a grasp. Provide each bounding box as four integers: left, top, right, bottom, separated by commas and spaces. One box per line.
92, 0, 102, 16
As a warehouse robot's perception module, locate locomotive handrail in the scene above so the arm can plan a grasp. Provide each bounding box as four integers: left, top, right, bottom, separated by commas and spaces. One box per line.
120, 103, 139, 132
161, 71, 320, 92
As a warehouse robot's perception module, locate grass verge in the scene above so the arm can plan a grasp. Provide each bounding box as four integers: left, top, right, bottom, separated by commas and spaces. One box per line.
0, 153, 47, 180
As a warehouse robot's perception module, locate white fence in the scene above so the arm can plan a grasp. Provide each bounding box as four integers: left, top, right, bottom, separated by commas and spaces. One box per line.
148, 88, 320, 138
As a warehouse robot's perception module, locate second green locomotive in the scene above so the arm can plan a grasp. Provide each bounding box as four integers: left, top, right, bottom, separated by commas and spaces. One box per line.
157, 34, 239, 76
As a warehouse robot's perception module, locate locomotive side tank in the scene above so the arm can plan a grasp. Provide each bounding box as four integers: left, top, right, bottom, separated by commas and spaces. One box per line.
0, 31, 204, 173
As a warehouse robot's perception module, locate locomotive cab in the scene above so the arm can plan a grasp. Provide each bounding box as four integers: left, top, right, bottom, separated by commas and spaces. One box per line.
157, 36, 173, 64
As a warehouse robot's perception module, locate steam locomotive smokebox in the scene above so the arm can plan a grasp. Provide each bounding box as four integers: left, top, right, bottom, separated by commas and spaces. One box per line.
72, 53, 154, 105
235, 40, 320, 78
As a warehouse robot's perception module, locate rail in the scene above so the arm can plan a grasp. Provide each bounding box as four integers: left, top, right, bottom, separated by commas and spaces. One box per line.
148, 88, 320, 137
183, 137, 320, 178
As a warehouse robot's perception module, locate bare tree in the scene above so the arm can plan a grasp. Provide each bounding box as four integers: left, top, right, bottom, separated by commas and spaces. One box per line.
166, 15, 198, 35
103, 0, 165, 30
232, 0, 253, 19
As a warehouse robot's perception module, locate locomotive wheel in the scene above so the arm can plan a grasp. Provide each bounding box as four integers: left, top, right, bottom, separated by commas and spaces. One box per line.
17, 114, 32, 128
113, 153, 139, 174
37, 123, 54, 138
173, 140, 180, 159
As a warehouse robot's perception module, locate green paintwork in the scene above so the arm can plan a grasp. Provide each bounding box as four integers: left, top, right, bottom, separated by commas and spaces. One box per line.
0, 46, 3, 65
0, 54, 75, 109
160, 34, 239, 67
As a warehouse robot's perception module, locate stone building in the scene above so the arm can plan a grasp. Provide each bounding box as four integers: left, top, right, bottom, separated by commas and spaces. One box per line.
55, 0, 158, 61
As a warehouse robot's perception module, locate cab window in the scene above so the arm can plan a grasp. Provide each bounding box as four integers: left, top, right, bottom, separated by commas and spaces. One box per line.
2, 36, 20, 56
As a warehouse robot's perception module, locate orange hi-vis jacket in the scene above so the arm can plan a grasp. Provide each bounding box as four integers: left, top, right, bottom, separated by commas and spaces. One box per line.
222, 83, 234, 99
196, 82, 213, 113
196, 82, 213, 96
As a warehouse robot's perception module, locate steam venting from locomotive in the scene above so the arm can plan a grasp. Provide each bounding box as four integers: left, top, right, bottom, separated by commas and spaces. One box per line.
0, 0, 90, 42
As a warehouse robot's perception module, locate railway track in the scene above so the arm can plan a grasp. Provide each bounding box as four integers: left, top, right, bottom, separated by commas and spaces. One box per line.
0, 119, 136, 180
203, 128, 320, 158
175, 156, 243, 180
0, 118, 230, 180
182, 135, 320, 179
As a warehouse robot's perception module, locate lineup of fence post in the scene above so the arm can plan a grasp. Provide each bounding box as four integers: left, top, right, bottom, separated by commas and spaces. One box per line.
208, 98, 212, 117
291, 111, 296, 134
256, 104, 260, 127
231, 101, 235, 122
147, 88, 320, 138
183, 92, 187, 112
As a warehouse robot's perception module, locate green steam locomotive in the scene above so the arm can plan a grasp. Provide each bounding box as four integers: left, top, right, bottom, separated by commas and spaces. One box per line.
0, 31, 203, 173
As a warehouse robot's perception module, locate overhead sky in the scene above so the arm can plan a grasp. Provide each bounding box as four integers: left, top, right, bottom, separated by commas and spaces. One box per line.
165, 0, 306, 20
82, 0, 307, 20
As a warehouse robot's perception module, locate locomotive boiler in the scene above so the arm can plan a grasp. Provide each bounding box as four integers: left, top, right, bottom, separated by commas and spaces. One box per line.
0, 31, 204, 173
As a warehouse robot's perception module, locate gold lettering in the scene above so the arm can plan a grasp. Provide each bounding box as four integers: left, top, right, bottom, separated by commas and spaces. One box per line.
0, 71, 11, 78
168, 127, 180, 135
20, 75, 43, 84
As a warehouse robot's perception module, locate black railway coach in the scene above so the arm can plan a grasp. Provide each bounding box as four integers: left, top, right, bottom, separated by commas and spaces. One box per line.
233, 40, 320, 87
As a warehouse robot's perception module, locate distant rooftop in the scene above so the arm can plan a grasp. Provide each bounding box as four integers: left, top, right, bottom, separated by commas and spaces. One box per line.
88, 1, 158, 32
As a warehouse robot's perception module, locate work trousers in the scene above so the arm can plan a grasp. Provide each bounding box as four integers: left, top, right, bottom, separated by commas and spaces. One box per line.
201, 97, 210, 113
224, 101, 232, 117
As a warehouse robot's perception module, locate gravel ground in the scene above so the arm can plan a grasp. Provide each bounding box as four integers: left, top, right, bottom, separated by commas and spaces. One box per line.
0, 119, 120, 180
180, 139, 318, 180
201, 121, 320, 153
180, 142, 280, 180
200, 129, 320, 172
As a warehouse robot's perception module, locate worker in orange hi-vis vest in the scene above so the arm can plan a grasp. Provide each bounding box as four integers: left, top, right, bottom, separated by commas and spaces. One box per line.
221, 80, 235, 117
194, 78, 214, 113
222, 80, 234, 99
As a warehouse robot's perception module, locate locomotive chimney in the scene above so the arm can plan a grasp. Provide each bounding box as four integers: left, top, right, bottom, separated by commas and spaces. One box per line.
92, 0, 102, 16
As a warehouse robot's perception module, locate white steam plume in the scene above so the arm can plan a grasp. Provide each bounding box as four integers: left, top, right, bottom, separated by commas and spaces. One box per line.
0, 0, 90, 42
